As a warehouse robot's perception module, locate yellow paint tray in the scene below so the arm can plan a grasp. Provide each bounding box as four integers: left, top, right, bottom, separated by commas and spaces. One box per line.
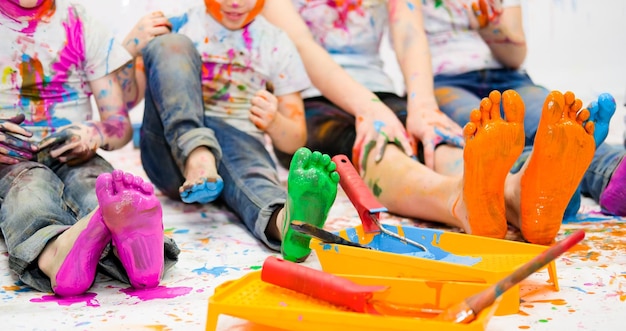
205, 270, 501, 331
310, 224, 559, 316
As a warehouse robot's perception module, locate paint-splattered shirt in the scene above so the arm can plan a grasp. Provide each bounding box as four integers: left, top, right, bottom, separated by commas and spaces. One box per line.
422, 0, 521, 75
292, 0, 396, 98
0, 0, 131, 142
170, 7, 310, 140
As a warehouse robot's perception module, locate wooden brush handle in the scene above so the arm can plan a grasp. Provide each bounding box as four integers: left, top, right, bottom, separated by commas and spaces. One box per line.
466, 230, 585, 317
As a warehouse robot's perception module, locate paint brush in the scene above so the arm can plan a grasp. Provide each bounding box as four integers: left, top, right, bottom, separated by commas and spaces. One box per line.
436, 230, 585, 323
290, 221, 373, 250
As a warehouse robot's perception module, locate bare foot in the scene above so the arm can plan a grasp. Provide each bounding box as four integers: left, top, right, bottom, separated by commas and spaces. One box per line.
96, 170, 164, 289
38, 210, 111, 297
279, 147, 340, 262
518, 91, 595, 244
179, 146, 222, 204
462, 90, 525, 238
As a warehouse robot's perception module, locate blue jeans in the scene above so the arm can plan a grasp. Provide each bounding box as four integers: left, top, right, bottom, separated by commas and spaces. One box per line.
434, 68, 625, 203
140, 33, 285, 250
0, 157, 180, 292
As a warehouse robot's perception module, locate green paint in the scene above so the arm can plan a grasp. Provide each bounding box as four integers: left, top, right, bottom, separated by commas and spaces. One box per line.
281, 148, 340, 262
371, 98, 381, 102
538, 319, 549, 323
249, 265, 262, 270
237, 84, 246, 91
360, 140, 377, 173
371, 180, 383, 198
435, 0, 443, 8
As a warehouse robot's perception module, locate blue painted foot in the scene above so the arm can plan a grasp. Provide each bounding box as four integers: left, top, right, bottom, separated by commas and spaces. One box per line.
180, 176, 224, 204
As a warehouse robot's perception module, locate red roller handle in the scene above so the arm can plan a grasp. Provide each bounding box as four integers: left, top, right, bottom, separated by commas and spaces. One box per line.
332, 154, 386, 233
261, 256, 387, 313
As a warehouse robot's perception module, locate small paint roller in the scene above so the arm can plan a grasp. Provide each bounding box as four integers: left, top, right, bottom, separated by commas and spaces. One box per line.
436, 230, 585, 323
260, 256, 443, 317
332, 154, 430, 254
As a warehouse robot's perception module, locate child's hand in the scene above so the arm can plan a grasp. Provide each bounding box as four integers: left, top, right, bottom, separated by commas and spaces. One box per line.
249, 89, 279, 131
0, 114, 36, 164
37, 123, 100, 166
465, 0, 502, 30
123, 11, 172, 57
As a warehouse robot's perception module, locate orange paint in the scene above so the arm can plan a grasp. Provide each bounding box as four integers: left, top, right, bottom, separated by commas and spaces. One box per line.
2, 285, 22, 291
518, 326, 530, 330
204, 0, 265, 28
517, 309, 530, 316
462, 90, 524, 238
528, 298, 567, 305
519, 91, 595, 245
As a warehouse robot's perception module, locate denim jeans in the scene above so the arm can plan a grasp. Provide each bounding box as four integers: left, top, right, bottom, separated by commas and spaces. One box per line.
0, 157, 179, 293
434, 68, 625, 202
141, 33, 285, 250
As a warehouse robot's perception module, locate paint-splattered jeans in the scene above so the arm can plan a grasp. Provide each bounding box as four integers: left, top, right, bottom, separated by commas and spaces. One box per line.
140, 33, 285, 250
434, 68, 625, 203
0, 157, 180, 293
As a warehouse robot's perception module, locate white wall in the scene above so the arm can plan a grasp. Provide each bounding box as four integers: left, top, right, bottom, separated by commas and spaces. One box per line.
79, 0, 626, 145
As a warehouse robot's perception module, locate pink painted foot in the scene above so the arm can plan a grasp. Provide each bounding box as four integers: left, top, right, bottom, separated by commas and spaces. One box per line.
96, 170, 164, 289
54, 211, 111, 297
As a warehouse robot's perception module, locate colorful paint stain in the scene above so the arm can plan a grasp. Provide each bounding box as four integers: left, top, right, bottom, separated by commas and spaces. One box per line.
340, 225, 482, 265
120, 286, 192, 301
30, 292, 99, 307
192, 265, 239, 277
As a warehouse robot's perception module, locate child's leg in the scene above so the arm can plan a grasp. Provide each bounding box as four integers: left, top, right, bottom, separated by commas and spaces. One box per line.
275, 148, 340, 262
505, 91, 595, 244
563, 93, 617, 220
141, 33, 222, 203
363, 90, 525, 238
95, 170, 165, 289
0, 162, 107, 296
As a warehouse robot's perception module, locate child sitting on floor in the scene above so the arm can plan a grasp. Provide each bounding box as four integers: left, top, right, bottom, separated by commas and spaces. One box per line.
0, 0, 179, 296
136, 0, 340, 262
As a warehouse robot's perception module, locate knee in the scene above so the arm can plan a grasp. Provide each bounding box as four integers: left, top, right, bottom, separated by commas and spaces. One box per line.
142, 33, 198, 65
6, 162, 60, 190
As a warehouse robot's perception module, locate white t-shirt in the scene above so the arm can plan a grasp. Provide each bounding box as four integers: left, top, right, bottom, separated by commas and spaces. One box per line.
422, 0, 521, 76
170, 7, 310, 140
292, 0, 396, 98
0, 0, 131, 141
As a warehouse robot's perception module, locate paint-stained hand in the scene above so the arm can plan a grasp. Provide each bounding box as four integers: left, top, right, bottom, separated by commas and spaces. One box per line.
123, 11, 172, 57
0, 114, 37, 164
353, 101, 413, 174
249, 89, 279, 131
406, 107, 464, 169
465, 0, 502, 30
37, 123, 101, 166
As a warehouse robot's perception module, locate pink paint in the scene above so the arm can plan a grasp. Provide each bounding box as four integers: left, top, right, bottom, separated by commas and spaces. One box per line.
96, 170, 165, 289
54, 211, 111, 297
30, 292, 100, 307
0, 0, 53, 33
120, 286, 192, 301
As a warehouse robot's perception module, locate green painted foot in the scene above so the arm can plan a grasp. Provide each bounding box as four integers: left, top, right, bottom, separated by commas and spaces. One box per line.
281, 147, 340, 262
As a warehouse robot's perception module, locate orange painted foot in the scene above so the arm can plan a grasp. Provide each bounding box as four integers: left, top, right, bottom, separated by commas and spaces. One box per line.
462, 90, 525, 238
520, 91, 595, 245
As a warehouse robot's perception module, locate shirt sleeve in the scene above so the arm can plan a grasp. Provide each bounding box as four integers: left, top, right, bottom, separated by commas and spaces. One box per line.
270, 31, 311, 96
74, 4, 132, 81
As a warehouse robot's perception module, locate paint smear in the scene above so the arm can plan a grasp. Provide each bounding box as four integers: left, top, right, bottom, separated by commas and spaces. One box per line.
192, 265, 238, 277
341, 226, 482, 266
120, 286, 192, 301
30, 292, 99, 307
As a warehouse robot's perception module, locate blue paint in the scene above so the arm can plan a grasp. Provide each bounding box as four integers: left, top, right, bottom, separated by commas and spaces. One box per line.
341, 225, 481, 266
566, 286, 587, 294
174, 228, 190, 234
562, 212, 623, 224
434, 126, 464, 147
169, 14, 189, 33
192, 265, 238, 277
407, 2, 415, 10
373, 120, 385, 133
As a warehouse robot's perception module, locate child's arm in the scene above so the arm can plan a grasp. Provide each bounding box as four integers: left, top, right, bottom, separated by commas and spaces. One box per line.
467, 0, 527, 69
389, 0, 464, 169
249, 90, 306, 154
38, 72, 133, 165
262, 0, 414, 167
117, 12, 171, 110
